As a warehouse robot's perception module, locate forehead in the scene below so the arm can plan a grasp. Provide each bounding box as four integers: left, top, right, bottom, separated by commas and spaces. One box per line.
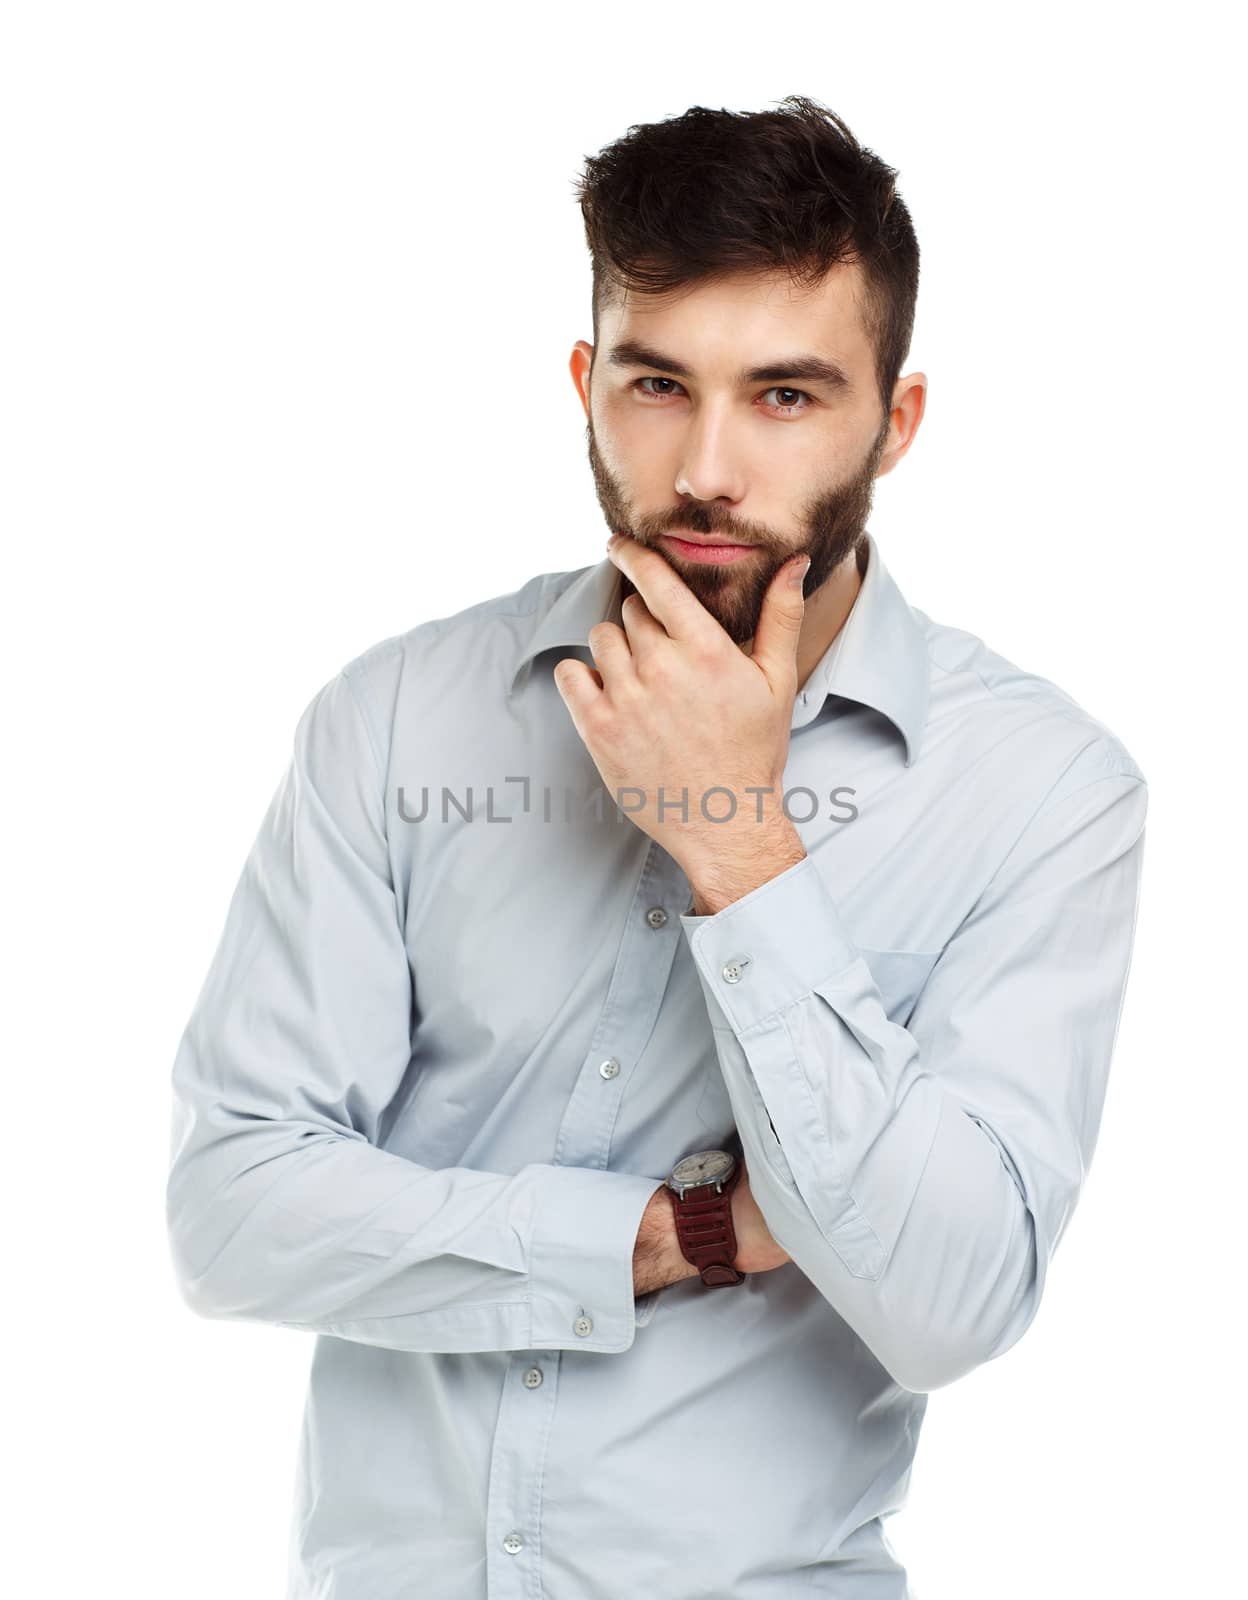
600, 261, 875, 373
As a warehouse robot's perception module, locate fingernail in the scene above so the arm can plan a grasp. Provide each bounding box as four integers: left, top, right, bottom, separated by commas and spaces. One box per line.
789, 556, 811, 587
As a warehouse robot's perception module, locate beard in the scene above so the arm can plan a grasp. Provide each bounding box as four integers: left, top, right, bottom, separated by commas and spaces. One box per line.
584, 414, 888, 646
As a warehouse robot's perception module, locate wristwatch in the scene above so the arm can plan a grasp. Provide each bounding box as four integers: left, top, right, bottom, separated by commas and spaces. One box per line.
665, 1148, 746, 1288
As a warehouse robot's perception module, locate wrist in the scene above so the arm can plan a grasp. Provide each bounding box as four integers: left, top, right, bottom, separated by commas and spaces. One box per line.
686, 821, 807, 916
633, 1186, 698, 1296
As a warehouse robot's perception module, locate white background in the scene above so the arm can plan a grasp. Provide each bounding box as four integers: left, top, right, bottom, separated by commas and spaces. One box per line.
3, 3, 1242, 1596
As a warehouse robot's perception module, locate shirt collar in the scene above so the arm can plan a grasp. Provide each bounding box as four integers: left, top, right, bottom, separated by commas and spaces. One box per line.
796, 530, 931, 767
507, 530, 931, 768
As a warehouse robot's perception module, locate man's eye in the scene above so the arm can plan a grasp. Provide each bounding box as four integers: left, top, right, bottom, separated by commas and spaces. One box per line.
633, 376, 685, 400
760, 387, 812, 413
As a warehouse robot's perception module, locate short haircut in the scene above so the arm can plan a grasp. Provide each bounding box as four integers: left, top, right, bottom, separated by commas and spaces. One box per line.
573, 95, 920, 412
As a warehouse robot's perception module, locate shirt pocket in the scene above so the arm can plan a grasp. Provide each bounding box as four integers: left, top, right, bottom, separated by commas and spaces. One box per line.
850, 945, 942, 1029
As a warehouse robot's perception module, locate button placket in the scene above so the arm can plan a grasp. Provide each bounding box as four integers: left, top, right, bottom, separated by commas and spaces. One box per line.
483, 843, 692, 1597
550, 844, 689, 1185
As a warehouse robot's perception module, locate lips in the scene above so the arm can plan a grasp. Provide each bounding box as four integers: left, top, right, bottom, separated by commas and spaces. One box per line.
664, 531, 753, 546
658, 533, 756, 566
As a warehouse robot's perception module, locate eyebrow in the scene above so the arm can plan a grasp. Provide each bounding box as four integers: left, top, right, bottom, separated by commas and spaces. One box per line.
605, 338, 851, 393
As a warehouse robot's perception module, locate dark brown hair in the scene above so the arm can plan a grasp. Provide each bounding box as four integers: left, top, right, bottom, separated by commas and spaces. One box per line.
573, 95, 919, 413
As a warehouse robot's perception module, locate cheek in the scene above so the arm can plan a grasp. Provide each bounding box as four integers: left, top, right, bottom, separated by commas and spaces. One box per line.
598, 399, 675, 475
602, 390, 659, 442
800, 413, 882, 481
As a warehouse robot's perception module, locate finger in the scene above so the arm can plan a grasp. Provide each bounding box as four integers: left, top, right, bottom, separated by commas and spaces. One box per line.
552, 657, 604, 721
618, 590, 666, 662
749, 555, 809, 690
607, 533, 721, 648
586, 620, 639, 699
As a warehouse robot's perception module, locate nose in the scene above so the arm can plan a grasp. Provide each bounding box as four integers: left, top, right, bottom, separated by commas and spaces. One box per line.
674, 405, 747, 505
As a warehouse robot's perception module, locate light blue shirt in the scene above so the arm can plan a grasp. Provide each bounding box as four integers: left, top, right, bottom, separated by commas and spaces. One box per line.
166, 531, 1148, 1598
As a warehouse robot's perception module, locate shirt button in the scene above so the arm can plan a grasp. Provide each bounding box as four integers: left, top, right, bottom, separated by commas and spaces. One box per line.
573, 1314, 594, 1336
503, 1532, 524, 1555
598, 1057, 620, 1079
522, 1365, 543, 1388
645, 905, 668, 928
722, 956, 751, 984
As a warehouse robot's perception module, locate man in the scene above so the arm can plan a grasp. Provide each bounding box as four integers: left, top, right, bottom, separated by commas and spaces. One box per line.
166, 95, 1148, 1598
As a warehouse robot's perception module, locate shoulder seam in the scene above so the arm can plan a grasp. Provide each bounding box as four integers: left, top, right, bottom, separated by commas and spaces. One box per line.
923, 631, 1139, 763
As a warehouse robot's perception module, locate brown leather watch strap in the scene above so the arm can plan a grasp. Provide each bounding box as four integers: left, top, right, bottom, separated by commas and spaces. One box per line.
670, 1162, 746, 1288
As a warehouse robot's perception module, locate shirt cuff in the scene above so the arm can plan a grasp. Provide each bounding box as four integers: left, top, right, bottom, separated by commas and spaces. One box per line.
526, 1164, 665, 1353
680, 854, 861, 1034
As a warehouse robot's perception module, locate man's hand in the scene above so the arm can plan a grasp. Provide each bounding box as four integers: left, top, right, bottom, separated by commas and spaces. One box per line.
555, 534, 811, 900
730, 1155, 792, 1272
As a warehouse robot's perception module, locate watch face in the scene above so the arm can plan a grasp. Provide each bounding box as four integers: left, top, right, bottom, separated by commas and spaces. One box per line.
671, 1149, 734, 1189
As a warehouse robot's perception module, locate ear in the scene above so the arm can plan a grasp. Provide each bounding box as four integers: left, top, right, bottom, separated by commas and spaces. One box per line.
876, 370, 927, 477
569, 340, 594, 419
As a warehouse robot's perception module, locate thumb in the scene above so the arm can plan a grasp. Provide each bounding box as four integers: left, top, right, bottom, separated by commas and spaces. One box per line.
750, 554, 810, 686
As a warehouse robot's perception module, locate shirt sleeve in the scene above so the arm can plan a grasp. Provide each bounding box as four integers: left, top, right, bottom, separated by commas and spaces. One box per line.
165, 664, 662, 1355
679, 739, 1148, 1394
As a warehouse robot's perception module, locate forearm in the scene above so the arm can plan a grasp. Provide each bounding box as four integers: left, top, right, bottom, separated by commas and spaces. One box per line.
167, 1084, 664, 1354
633, 1184, 701, 1296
